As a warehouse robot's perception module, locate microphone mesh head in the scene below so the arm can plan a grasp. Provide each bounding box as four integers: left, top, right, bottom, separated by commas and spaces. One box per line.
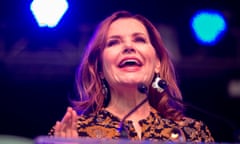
137, 83, 148, 94
158, 79, 168, 89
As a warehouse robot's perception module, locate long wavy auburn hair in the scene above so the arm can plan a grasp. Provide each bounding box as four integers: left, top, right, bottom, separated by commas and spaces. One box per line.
73, 10, 185, 120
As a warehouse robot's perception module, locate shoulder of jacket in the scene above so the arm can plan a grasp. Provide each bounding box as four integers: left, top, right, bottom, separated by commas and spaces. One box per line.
175, 116, 204, 127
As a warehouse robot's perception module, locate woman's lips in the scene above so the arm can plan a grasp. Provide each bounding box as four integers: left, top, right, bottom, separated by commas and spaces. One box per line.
118, 58, 142, 68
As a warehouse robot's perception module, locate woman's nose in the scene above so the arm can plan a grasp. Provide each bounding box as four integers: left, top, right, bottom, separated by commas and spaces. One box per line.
122, 41, 136, 54
123, 47, 135, 54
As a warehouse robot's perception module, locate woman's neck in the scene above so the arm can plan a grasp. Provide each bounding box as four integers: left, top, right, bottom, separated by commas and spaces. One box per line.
106, 88, 150, 121
105, 87, 151, 139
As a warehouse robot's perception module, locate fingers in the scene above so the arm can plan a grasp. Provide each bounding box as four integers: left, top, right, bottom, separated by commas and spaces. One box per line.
54, 121, 66, 137
61, 107, 72, 125
54, 107, 78, 138
71, 108, 78, 138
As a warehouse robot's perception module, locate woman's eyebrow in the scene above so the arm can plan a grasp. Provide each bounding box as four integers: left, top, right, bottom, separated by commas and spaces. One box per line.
107, 35, 121, 39
108, 32, 146, 39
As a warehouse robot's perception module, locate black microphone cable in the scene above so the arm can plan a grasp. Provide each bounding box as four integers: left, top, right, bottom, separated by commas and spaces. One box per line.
118, 83, 149, 138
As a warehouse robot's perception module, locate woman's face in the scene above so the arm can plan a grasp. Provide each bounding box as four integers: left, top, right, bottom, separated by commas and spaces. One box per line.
102, 18, 160, 89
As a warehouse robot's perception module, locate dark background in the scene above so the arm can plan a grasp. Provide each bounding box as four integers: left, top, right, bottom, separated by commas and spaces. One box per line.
0, 0, 240, 142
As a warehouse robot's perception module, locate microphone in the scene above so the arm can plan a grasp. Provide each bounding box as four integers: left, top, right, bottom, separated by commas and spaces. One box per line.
118, 83, 149, 138
153, 78, 185, 105
137, 83, 148, 94
118, 82, 186, 142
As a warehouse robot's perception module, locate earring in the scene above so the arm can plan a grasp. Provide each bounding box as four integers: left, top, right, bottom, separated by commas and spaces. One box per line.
152, 74, 168, 93
101, 78, 110, 107
101, 78, 108, 96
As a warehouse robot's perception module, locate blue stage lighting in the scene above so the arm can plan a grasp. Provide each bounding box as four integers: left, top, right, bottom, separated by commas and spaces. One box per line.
191, 10, 227, 46
30, 0, 69, 28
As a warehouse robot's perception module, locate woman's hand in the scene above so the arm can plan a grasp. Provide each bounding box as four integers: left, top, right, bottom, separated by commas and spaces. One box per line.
54, 107, 78, 138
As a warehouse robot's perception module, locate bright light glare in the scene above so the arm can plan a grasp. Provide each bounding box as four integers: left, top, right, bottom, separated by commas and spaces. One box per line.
191, 10, 227, 46
30, 0, 69, 28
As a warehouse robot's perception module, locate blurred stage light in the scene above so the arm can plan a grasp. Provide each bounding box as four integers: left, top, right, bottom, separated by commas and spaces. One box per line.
190, 10, 227, 46
30, 0, 69, 28
228, 79, 240, 98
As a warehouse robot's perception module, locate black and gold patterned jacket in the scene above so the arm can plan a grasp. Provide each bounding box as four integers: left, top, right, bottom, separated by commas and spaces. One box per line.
49, 107, 214, 142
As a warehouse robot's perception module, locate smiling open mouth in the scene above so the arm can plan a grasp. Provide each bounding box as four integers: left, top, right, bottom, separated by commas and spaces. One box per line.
118, 59, 142, 68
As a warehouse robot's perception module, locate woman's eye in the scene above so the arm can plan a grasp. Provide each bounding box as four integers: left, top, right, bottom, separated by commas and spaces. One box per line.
107, 39, 119, 47
135, 37, 146, 43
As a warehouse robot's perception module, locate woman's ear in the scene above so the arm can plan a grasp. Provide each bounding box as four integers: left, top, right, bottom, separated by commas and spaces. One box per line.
154, 60, 161, 73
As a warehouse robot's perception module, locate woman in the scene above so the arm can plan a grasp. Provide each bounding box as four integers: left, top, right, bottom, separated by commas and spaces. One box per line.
49, 10, 214, 142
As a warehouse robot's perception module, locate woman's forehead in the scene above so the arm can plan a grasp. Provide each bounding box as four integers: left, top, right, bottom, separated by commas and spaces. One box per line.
107, 18, 148, 37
